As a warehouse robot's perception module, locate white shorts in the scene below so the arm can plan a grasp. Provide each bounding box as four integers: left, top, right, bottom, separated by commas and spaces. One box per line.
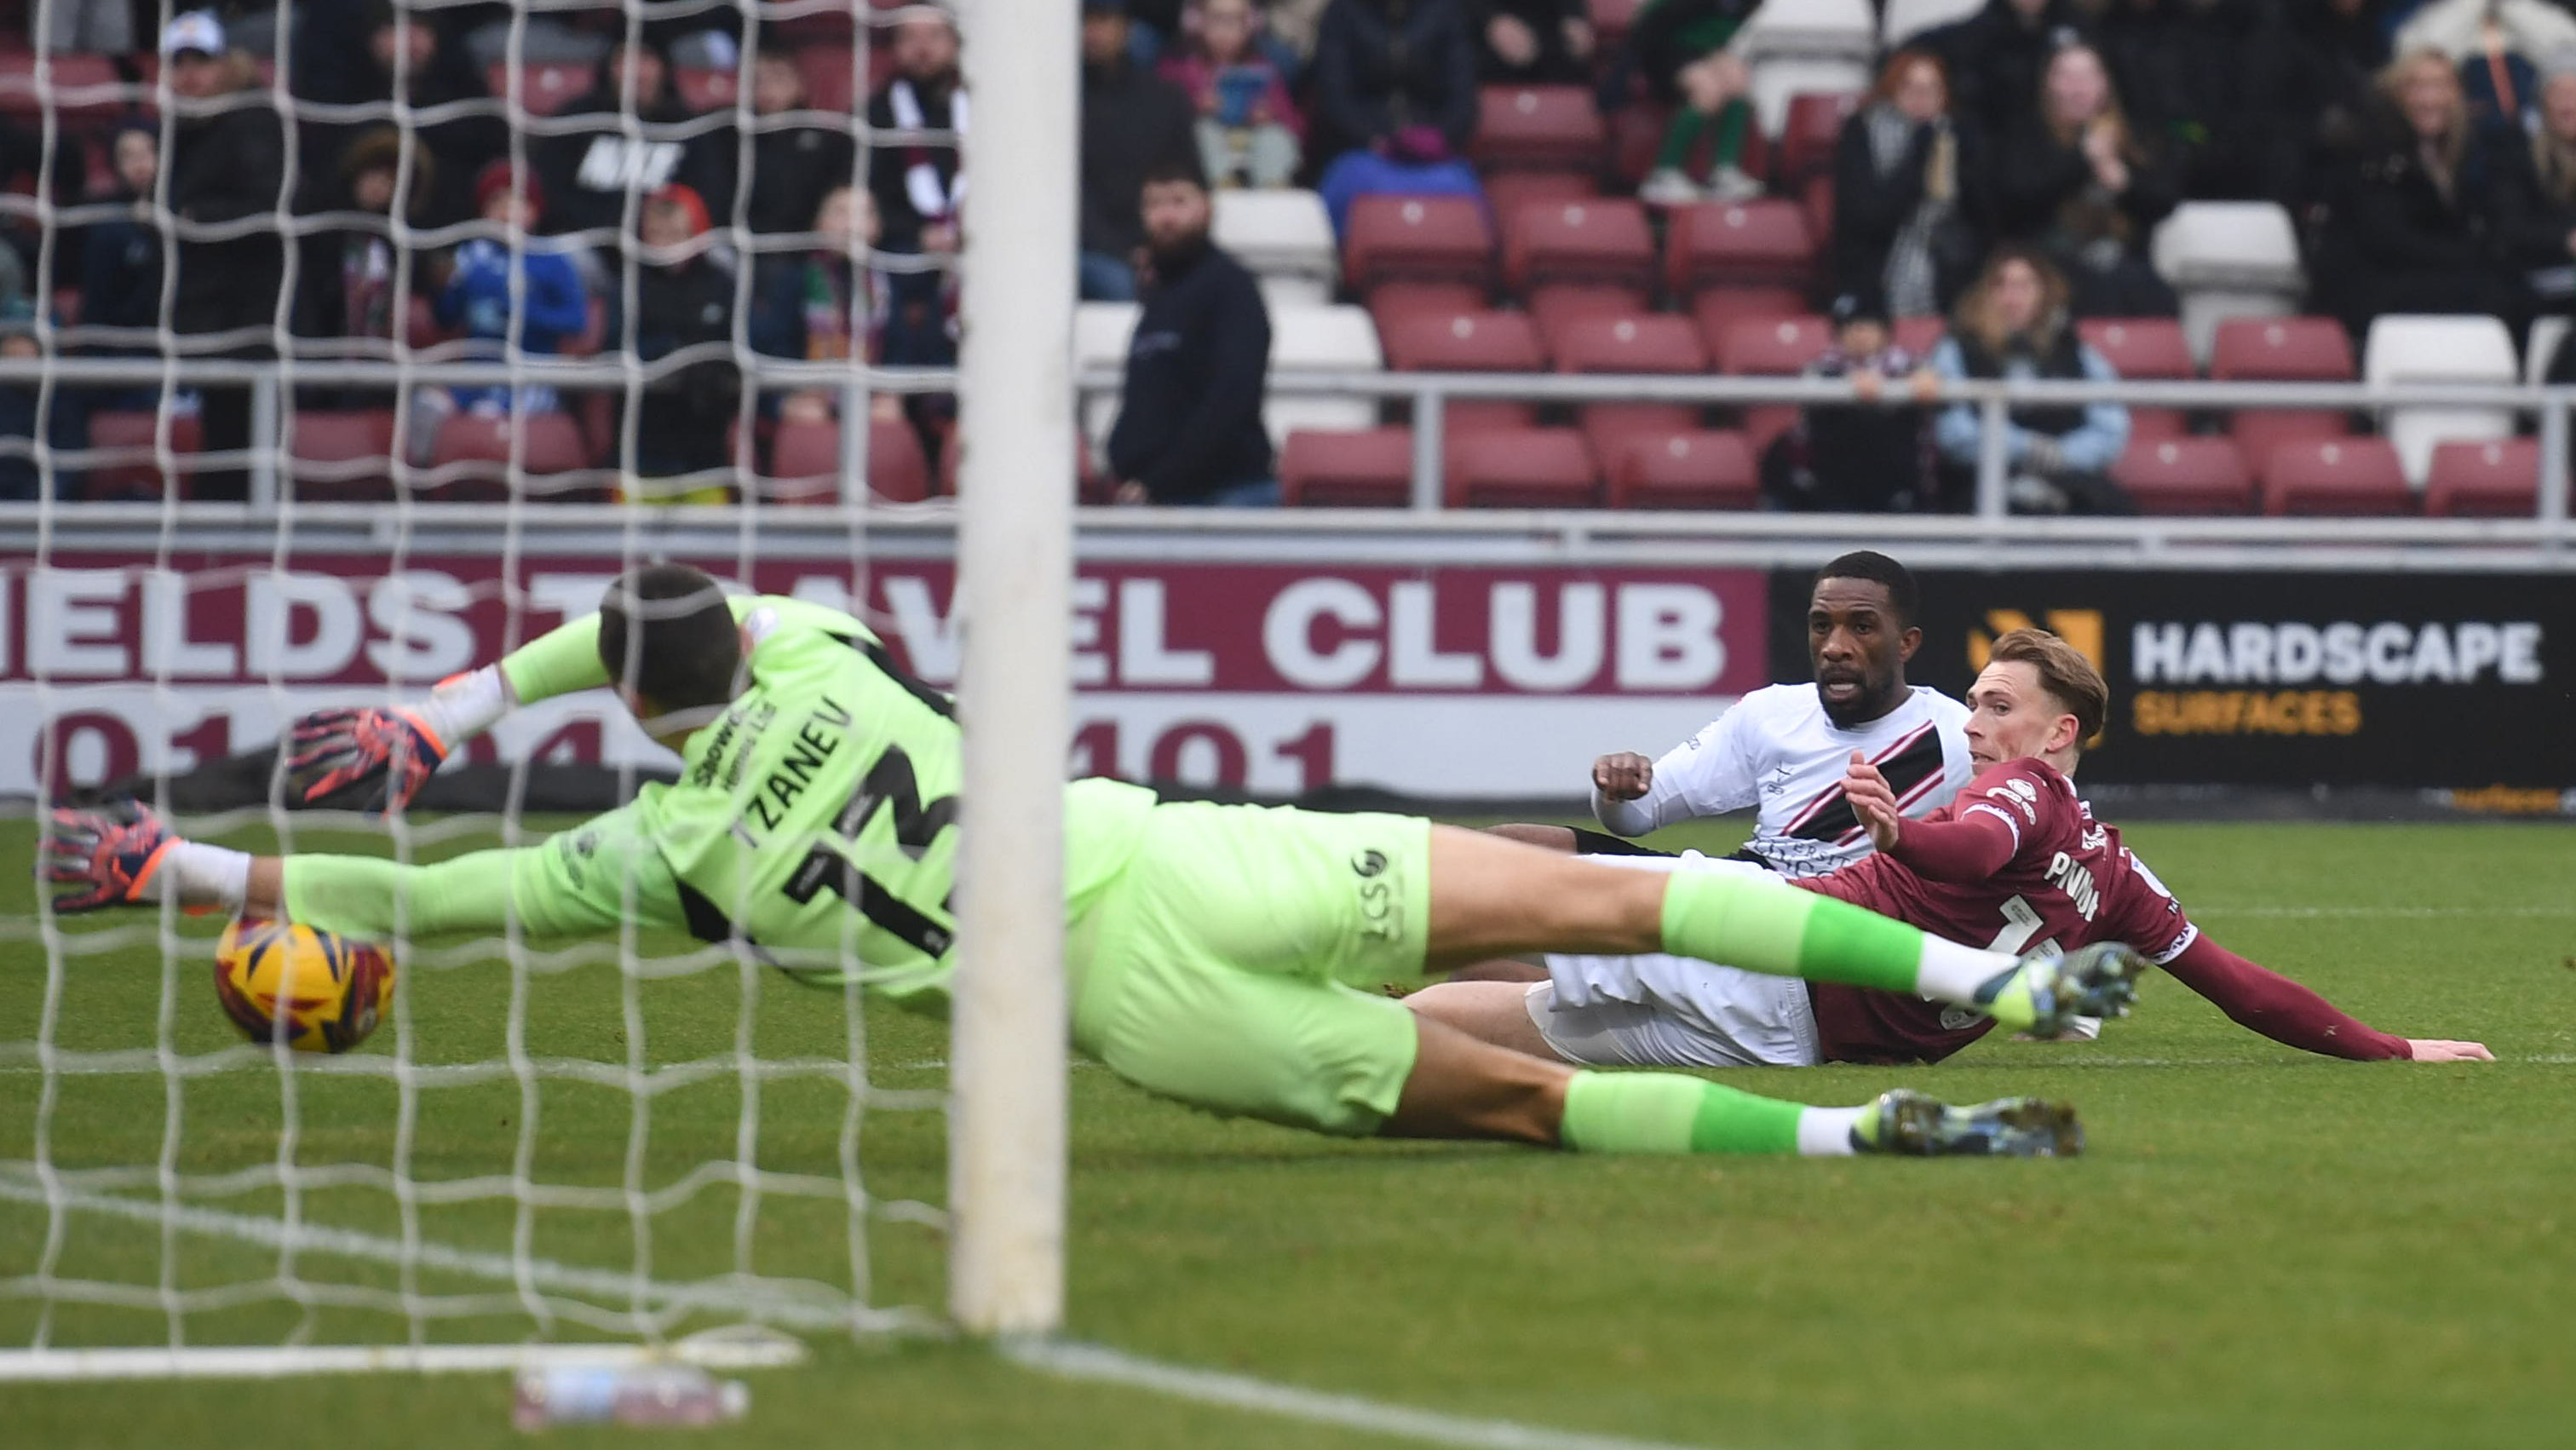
1531, 852, 1826, 1068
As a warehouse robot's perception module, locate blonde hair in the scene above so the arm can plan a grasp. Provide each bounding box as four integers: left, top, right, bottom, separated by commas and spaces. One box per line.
2378, 48, 2468, 181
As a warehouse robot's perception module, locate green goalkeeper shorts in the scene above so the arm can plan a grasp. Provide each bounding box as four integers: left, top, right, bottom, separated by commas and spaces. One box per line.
1067, 800, 1430, 1137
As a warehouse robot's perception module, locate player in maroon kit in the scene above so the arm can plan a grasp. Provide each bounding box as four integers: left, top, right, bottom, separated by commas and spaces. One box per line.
1407, 628, 2493, 1067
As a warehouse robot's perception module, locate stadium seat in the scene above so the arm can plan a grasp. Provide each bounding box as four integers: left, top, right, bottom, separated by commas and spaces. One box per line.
1502, 198, 1655, 293
1484, 169, 1598, 223
2079, 317, 2193, 443
1665, 199, 1816, 296
1531, 284, 1651, 351
1881, 0, 1985, 47
1553, 314, 1707, 375
1474, 85, 1607, 171
1268, 303, 1387, 442
2424, 439, 2540, 517
2526, 314, 2569, 385
1609, 103, 1672, 190
1445, 428, 1599, 508
1747, 56, 1870, 135
2236, 410, 2354, 478
2112, 436, 2253, 515
1799, 172, 1835, 256
0, 52, 124, 124
1690, 285, 1808, 353
1367, 281, 1488, 339
485, 60, 595, 116
1735, 0, 1877, 60
1607, 429, 1759, 509
2262, 438, 2412, 515
426, 411, 596, 500
791, 44, 868, 115
1214, 189, 1338, 305
774, 416, 931, 503
1775, 92, 1860, 187
2363, 314, 2519, 484
1590, 0, 1647, 47
1714, 313, 1831, 375
2151, 202, 2305, 364
285, 410, 398, 502
81, 411, 202, 501
1280, 427, 1415, 507
1343, 195, 1496, 292
1579, 402, 1705, 477
2210, 315, 2355, 382
1381, 308, 1547, 372
1072, 301, 1139, 458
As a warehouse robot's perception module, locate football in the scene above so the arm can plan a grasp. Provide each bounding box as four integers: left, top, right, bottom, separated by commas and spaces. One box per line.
211, 918, 395, 1054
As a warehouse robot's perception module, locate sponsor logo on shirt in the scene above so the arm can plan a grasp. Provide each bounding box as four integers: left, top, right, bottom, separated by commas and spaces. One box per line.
1352, 848, 1400, 941
1986, 777, 2039, 824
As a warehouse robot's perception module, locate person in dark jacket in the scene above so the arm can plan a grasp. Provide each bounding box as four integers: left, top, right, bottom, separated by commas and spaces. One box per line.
78, 123, 163, 358
2096, 0, 2299, 202
608, 184, 741, 494
162, 11, 289, 503
1833, 50, 1990, 317
2280, 0, 2394, 200
1108, 164, 1277, 506
296, 125, 434, 351
0, 302, 86, 501
1310, 0, 1481, 164
532, 37, 736, 246
1762, 285, 1943, 512
1082, 0, 1202, 301
2312, 48, 2528, 342
1992, 43, 2182, 316
302, 2, 508, 233
1929, 246, 2134, 514
745, 47, 860, 237
866, 6, 966, 257
1474, 0, 1594, 84
2493, 62, 2576, 309
1920, 0, 2089, 147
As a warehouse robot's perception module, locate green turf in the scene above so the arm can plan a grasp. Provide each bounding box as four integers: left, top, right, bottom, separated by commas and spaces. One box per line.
4, 814, 2572, 1448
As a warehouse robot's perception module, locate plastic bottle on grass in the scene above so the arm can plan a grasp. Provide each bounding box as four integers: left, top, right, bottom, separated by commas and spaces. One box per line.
512, 1363, 750, 1430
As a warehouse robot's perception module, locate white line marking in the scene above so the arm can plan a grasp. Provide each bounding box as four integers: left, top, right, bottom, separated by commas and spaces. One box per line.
2188, 905, 2576, 918
1003, 1338, 1718, 1450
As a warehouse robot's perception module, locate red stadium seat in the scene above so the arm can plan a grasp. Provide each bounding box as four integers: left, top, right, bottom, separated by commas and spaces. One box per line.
2237, 410, 2352, 478
675, 66, 739, 114
1530, 283, 1649, 351
1381, 308, 1547, 372
1798, 173, 1834, 256
486, 60, 595, 116
1343, 195, 1497, 292
2126, 408, 2189, 443
0, 52, 124, 124
1551, 314, 1707, 375
2262, 437, 2412, 515
2424, 438, 2539, 517
427, 411, 597, 500
792, 44, 871, 115
1445, 428, 1598, 508
1608, 103, 1669, 189
2078, 317, 2193, 443
768, 417, 932, 503
1715, 314, 1831, 375
81, 411, 202, 501
286, 410, 398, 502
2210, 316, 2356, 382
1776, 92, 1860, 188
1484, 169, 1598, 223
1590, 0, 1647, 46
1665, 199, 1815, 295
1367, 280, 1487, 339
1280, 427, 1416, 507
2112, 436, 2252, 515
1691, 286, 1807, 357
1475, 84, 1607, 171
1892, 316, 1946, 356
1578, 403, 1703, 475
1503, 197, 1655, 293
1607, 429, 1758, 509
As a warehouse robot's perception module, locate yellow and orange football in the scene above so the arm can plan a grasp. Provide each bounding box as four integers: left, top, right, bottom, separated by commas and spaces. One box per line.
212, 918, 394, 1054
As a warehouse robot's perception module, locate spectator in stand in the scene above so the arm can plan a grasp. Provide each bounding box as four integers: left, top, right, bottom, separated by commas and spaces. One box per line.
411, 162, 589, 464
0, 300, 85, 501
534, 36, 736, 246
2282, 0, 2394, 197
1081, 0, 1202, 301
1930, 247, 2134, 514
307, 2, 508, 233
2398, 0, 2576, 139
865, 4, 966, 337
2495, 60, 2576, 313
1108, 162, 1278, 506
1762, 286, 1942, 512
750, 183, 952, 433
1312, 0, 1480, 165
1994, 43, 2181, 317
1614, 0, 1762, 204
297, 126, 432, 351
611, 184, 741, 495
1159, 0, 1306, 189
1475, 0, 1594, 84
1922, 0, 2090, 148
1265, 0, 1334, 71
2097, 0, 2297, 202
2313, 49, 2528, 342
745, 48, 860, 237
80, 124, 163, 362
1833, 50, 1990, 318
163, 11, 288, 503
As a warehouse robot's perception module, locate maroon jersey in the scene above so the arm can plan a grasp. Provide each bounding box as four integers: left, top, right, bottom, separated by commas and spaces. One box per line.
1797, 757, 2199, 1064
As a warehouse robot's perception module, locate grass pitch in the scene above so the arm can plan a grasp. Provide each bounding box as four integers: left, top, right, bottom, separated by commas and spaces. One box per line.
3, 813, 2572, 1448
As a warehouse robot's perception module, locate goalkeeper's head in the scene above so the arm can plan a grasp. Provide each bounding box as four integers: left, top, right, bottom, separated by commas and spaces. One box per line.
597, 565, 744, 739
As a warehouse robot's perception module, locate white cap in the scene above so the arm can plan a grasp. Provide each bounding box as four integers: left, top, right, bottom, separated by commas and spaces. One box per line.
160, 10, 225, 58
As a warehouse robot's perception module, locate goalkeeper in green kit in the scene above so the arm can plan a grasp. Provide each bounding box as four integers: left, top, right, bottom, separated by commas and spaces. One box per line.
46, 566, 2146, 1159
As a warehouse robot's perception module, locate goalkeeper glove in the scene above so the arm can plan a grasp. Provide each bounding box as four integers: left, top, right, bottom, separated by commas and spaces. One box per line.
286, 706, 451, 812
44, 799, 177, 912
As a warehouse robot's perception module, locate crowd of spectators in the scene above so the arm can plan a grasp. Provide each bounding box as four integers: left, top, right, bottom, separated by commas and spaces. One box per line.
2, 0, 2572, 509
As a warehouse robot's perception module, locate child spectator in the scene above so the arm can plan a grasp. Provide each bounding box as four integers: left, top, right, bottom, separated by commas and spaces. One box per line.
1311, 0, 1480, 165
80, 124, 164, 355
1993, 43, 2181, 316
1159, 0, 1305, 188
611, 184, 742, 493
745, 49, 860, 236
1930, 247, 2134, 514
752, 184, 954, 428
411, 163, 590, 463
1833, 51, 1989, 318
1762, 286, 1942, 511
299, 126, 432, 348
0, 301, 84, 500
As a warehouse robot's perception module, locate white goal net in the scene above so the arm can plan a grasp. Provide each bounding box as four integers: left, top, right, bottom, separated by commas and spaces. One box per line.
0, 0, 1072, 1377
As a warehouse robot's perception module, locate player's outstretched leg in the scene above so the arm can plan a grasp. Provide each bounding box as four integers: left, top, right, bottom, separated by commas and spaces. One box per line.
1386, 1014, 2079, 1158
1422, 826, 2143, 1036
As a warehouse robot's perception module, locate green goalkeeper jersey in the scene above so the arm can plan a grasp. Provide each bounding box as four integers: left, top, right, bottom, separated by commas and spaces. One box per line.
285, 594, 1157, 1006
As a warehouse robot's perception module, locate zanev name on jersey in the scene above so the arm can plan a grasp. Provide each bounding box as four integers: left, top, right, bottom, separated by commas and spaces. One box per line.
743, 695, 854, 834
2130, 620, 2543, 688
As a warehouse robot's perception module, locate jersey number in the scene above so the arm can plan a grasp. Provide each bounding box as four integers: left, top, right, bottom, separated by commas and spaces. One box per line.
1982, 895, 2061, 960
781, 745, 959, 958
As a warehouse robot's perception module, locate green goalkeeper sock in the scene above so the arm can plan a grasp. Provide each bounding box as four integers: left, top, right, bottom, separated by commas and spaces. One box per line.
1557, 1070, 1803, 1154
1656, 868, 2014, 1003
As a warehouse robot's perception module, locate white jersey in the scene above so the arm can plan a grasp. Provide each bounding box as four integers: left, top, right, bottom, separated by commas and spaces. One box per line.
1591, 682, 1973, 878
